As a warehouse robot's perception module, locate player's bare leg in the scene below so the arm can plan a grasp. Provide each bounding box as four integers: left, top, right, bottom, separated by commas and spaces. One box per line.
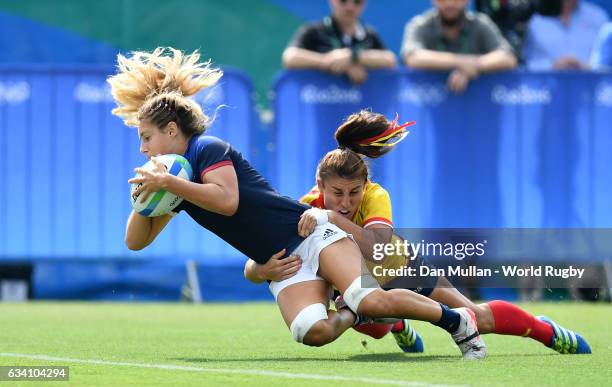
318, 237, 486, 359
276, 279, 355, 347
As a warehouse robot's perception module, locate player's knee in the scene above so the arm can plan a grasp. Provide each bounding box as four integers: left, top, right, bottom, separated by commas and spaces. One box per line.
357, 290, 394, 317
343, 277, 379, 314
302, 321, 333, 347
290, 303, 328, 344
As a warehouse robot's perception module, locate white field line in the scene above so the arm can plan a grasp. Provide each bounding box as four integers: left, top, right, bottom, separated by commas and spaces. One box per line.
0, 352, 467, 387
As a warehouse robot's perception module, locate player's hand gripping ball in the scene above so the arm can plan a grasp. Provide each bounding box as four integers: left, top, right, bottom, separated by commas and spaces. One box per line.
129, 154, 193, 217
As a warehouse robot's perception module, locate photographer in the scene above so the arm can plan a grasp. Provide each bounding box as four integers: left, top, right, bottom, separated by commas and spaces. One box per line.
476, 0, 564, 61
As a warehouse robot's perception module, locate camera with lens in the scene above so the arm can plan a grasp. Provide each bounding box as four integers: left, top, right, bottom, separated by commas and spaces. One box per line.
476, 0, 563, 60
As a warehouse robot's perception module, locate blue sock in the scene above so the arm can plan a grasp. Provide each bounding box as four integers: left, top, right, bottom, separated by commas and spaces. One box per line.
433, 303, 460, 333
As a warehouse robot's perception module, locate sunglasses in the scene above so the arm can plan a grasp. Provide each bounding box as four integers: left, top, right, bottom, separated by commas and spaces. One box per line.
339, 0, 363, 5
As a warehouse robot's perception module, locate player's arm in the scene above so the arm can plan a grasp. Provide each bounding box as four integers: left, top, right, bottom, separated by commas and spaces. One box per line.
297, 209, 392, 260
243, 250, 302, 283
164, 164, 239, 216
125, 211, 173, 251
327, 212, 393, 260
244, 259, 265, 283
131, 157, 239, 217
126, 157, 239, 250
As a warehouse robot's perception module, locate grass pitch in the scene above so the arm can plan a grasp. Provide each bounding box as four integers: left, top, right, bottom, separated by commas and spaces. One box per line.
0, 302, 610, 386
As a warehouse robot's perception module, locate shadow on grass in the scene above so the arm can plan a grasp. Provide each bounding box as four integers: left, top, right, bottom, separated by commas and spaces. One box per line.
172, 353, 459, 364
347, 353, 555, 361
172, 352, 556, 364
349, 353, 457, 362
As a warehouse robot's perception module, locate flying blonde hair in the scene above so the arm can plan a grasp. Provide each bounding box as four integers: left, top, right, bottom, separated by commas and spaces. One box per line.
107, 47, 223, 130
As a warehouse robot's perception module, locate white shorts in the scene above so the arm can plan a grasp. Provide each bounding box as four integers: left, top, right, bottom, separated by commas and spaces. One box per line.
269, 223, 349, 299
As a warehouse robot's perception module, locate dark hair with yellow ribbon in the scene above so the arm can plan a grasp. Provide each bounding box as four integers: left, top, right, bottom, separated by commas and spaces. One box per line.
317, 110, 414, 183
336, 110, 413, 158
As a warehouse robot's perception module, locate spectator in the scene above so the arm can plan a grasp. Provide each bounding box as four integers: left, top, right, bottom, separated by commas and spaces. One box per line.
401, 0, 517, 94
522, 0, 608, 70
591, 22, 612, 70
282, 0, 396, 84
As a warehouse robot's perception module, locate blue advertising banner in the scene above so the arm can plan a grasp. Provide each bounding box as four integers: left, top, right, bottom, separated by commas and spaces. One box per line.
273, 70, 612, 230
0, 66, 256, 262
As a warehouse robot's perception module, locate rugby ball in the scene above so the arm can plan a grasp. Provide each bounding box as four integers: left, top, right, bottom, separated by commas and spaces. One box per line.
130, 154, 193, 217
